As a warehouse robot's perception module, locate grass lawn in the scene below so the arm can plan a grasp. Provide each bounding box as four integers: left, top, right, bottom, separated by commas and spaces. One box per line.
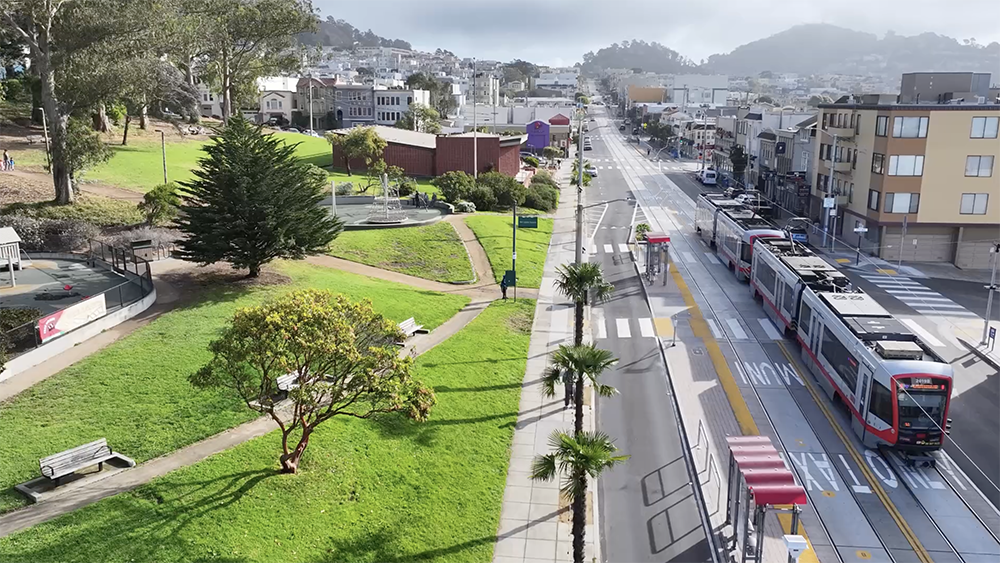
0, 299, 534, 563
464, 215, 553, 289
0, 194, 144, 227
0, 260, 469, 515
327, 222, 473, 283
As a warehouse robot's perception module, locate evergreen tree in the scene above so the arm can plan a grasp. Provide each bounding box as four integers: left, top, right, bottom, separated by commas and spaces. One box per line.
176, 118, 343, 277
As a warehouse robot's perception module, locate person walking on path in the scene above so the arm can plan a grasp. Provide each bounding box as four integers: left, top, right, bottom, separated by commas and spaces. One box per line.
500, 279, 508, 300
562, 369, 575, 409
2, 150, 9, 171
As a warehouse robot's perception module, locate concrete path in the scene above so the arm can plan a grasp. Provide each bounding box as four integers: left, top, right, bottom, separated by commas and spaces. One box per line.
0, 295, 489, 538
493, 159, 600, 563
445, 214, 495, 286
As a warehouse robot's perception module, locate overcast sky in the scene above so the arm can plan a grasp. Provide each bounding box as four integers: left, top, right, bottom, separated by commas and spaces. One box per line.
315, 0, 1000, 66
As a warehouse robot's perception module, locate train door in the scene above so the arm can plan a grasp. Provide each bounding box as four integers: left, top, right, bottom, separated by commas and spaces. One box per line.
853, 361, 876, 446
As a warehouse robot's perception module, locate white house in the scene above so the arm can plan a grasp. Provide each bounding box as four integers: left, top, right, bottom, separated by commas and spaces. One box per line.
374, 89, 431, 126
258, 77, 297, 124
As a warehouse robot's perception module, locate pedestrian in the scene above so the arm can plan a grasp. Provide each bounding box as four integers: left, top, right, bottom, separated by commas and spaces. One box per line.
647, 147, 651, 156
2, 150, 9, 171
562, 370, 575, 409
500, 279, 508, 300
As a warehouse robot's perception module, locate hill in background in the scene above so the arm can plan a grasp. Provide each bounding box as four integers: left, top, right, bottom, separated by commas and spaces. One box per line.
298, 16, 411, 50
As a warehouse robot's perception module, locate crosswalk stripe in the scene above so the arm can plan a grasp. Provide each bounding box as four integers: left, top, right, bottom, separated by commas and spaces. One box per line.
616, 318, 631, 338
618, 243, 630, 253
726, 318, 748, 339
638, 318, 655, 338
706, 319, 723, 338
885, 289, 939, 296
603, 244, 613, 253
900, 318, 944, 347
921, 309, 979, 317
894, 295, 953, 302
596, 317, 607, 339
758, 318, 783, 340
907, 302, 966, 309
682, 252, 696, 263
588, 244, 597, 256
704, 252, 721, 265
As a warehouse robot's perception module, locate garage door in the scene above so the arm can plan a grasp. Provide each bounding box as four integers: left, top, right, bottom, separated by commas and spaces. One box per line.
880, 232, 954, 263
956, 239, 998, 269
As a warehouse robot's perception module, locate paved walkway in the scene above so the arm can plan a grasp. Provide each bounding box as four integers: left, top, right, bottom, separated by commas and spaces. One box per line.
493, 159, 600, 563
445, 214, 496, 286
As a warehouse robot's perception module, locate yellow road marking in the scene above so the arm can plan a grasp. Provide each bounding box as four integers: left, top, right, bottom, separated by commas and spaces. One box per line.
653, 318, 674, 338
835, 258, 851, 264
668, 263, 818, 563
776, 341, 934, 563
876, 268, 897, 275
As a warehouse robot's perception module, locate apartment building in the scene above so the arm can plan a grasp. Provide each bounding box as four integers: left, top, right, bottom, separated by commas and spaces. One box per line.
813, 94, 1000, 268
374, 89, 431, 126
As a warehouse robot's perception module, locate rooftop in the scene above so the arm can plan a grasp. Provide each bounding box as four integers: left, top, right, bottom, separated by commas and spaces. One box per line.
328, 125, 437, 149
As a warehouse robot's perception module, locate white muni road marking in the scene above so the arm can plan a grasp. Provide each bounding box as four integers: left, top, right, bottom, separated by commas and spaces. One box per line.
618, 243, 630, 253
899, 318, 944, 347
638, 318, 655, 338
616, 318, 631, 338
603, 244, 613, 253
706, 319, 723, 338
726, 318, 748, 339
704, 253, 721, 265
758, 318, 783, 340
682, 252, 696, 263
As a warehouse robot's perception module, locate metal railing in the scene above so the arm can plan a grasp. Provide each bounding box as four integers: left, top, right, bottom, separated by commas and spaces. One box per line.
0, 241, 154, 361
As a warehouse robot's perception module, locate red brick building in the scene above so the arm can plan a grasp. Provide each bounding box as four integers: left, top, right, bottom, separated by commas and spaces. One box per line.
329, 125, 525, 178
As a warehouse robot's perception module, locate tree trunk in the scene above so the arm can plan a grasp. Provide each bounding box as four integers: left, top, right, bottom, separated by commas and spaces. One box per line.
574, 376, 585, 436
280, 429, 311, 473
139, 101, 148, 130
122, 115, 131, 146
36, 30, 73, 204
247, 263, 261, 278
574, 300, 584, 347
93, 104, 111, 132
572, 468, 587, 563
221, 52, 232, 124
344, 155, 352, 176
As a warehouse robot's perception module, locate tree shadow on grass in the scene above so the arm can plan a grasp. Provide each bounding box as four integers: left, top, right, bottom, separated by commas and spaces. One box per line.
313, 520, 497, 563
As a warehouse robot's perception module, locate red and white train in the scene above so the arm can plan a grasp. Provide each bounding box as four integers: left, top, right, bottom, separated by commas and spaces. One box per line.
749, 238, 953, 456
696, 195, 783, 281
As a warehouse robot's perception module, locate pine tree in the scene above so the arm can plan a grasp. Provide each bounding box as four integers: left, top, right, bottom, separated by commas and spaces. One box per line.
176, 118, 343, 277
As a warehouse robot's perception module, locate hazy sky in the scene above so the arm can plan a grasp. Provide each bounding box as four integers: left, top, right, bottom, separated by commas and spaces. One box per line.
315, 0, 1000, 66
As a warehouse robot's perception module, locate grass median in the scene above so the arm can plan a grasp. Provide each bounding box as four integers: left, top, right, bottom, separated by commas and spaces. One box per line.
0, 260, 469, 515
464, 215, 553, 289
0, 299, 534, 563
327, 221, 473, 283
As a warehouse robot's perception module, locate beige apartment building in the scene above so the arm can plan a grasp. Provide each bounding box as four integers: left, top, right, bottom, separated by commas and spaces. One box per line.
812, 95, 1000, 269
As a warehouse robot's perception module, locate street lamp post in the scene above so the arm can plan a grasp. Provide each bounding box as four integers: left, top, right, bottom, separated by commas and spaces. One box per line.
983, 243, 1000, 345
154, 129, 167, 185
574, 106, 585, 265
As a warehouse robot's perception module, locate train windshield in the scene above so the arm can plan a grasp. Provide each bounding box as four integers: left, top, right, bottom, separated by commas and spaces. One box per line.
897, 387, 948, 430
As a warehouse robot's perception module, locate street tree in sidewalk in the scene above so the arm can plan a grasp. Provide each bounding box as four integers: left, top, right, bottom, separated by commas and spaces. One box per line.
532, 430, 628, 563
176, 117, 343, 278
542, 146, 562, 165
554, 262, 614, 347
542, 344, 618, 435
325, 126, 387, 177
191, 290, 435, 473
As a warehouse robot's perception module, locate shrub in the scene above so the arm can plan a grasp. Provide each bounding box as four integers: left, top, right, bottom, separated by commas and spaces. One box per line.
466, 184, 497, 212
396, 177, 417, 197
635, 222, 651, 241
45, 219, 100, 251
335, 182, 354, 196
523, 184, 559, 211
478, 172, 526, 209
432, 171, 475, 203
0, 307, 42, 332
531, 170, 559, 189
454, 201, 476, 213
523, 156, 540, 168
138, 183, 181, 226
1, 196, 143, 227
0, 215, 45, 251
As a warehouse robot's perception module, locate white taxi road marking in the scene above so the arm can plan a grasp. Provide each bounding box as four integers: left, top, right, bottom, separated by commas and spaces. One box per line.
758, 318, 783, 340
899, 318, 944, 347
618, 243, 630, 253
682, 252, 696, 263
638, 318, 655, 338
706, 319, 723, 338
704, 252, 721, 265
726, 318, 748, 339
616, 318, 631, 338
604, 244, 613, 254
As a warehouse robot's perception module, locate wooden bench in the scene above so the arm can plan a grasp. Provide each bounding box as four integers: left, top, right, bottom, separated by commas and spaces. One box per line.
39, 438, 134, 485
276, 372, 299, 393
25, 135, 45, 145
398, 317, 426, 340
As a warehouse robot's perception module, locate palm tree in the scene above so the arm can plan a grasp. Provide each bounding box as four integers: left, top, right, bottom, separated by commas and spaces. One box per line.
554, 262, 614, 347
542, 344, 618, 435
532, 430, 629, 563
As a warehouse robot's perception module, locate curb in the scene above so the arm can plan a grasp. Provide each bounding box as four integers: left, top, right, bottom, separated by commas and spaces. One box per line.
957, 336, 1000, 371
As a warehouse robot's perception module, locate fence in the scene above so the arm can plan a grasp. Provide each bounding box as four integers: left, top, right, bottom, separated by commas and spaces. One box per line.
0, 241, 154, 361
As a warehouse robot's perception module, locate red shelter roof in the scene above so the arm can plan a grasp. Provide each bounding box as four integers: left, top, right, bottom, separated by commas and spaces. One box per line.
727, 436, 775, 447
733, 455, 787, 471
741, 467, 796, 487
749, 484, 808, 507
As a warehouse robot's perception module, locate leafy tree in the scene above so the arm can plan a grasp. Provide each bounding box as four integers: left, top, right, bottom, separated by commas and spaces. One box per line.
119, 59, 200, 145
532, 430, 628, 563
139, 183, 181, 226
176, 117, 343, 277
405, 72, 457, 117
477, 171, 525, 209
730, 145, 748, 185
395, 102, 441, 134
325, 126, 386, 176
542, 344, 617, 435
554, 262, 613, 347
65, 118, 113, 186
634, 223, 651, 241
571, 159, 592, 187
191, 290, 435, 473
542, 146, 562, 164
757, 94, 774, 104
432, 170, 475, 203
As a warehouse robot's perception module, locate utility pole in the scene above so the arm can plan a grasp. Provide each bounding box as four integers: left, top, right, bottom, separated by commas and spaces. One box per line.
308, 73, 314, 132
575, 106, 585, 265
983, 243, 1000, 344
822, 133, 838, 249
473, 59, 478, 179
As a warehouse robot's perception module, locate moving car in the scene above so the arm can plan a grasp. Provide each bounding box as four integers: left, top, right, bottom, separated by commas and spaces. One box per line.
619, 124, 626, 131
585, 167, 598, 177
699, 169, 718, 185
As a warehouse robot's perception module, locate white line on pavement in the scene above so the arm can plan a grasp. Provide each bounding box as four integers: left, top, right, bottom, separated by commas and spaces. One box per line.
706, 319, 723, 339
682, 252, 696, 263
618, 243, 630, 253
907, 302, 966, 309
704, 253, 721, 265
726, 318, 748, 339
604, 244, 613, 253
638, 318, 655, 338
900, 318, 944, 347
893, 295, 953, 302
885, 289, 940, 296
616, 318, 631, 338
758, 318, 783, 340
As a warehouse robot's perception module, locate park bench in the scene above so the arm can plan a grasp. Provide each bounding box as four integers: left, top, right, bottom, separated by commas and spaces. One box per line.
38, 438, 134, 486
25, 135, 45, 145
276, 372, 299, 393
398, 317, 426, 340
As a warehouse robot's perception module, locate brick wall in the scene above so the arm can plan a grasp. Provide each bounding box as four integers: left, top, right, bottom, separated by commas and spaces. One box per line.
498, 145, 520, 176
331, 142, 435, 177
435, 136, 501, 176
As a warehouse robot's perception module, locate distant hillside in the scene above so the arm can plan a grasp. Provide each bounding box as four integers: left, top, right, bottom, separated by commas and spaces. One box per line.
298, 16, 411, 50
581, 40, 697, 75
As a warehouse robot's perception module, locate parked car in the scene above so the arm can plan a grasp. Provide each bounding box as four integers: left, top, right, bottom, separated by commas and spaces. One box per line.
585, 167, 598, 177
619, 124, 626, 131
520, 151, 535, 159
584, 144, 593, 151
303, 129, 321, 137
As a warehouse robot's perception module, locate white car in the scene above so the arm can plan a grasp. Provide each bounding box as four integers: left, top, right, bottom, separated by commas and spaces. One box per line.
699, 169, 718, 186
585, 167, 598, 177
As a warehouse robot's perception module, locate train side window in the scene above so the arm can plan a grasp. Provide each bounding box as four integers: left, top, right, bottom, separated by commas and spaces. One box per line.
869, 380, 893, 424
821, 328, 859, 393
757, 261, 777, 294
782, 283, 795, 314
799, 303, 812, 335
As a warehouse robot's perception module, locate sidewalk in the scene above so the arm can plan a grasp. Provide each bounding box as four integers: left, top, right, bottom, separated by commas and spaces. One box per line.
810, 237, 996, 284
493, 158, 598, 563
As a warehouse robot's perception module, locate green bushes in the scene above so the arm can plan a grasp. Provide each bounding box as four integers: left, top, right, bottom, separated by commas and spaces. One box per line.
523, 155, 540, 167
0, 214, 100, 252
467, 184, 497, 211
432, 171, 475, 203
522, 170, 560, 212
1, 196, 143, 227
433, 170, 531, 212
138, 183, 180, 226
477, 172, 525, 209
